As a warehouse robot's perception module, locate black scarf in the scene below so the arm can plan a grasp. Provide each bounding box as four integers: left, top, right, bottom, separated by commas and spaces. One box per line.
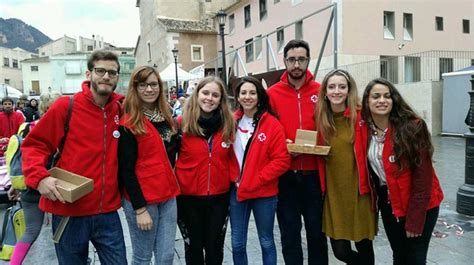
198, 110, 222, 139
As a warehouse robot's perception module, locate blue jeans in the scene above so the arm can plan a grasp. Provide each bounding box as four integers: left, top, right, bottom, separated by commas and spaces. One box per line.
230, 186, 277, 265
123, 198, 177, 265
52, 211, 126, 265
276, 170, 328, 265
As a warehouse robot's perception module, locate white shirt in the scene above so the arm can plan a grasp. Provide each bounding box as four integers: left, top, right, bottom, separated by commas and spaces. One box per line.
233, 115, 255, 171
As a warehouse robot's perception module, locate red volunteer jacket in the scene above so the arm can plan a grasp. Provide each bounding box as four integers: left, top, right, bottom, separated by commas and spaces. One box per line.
317, 110, 372, 195
267, 70, 320, 170
120, 115, 180, 204
233, 111, 291, 201
0, 111, 24, 138
358, 121, 444, 233
175, 129, 237, 196
22, 81, 124, 216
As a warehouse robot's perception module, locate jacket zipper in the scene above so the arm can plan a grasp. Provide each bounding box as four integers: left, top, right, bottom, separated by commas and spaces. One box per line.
100, 108, 106, 212
207, 136, 213, 196
296, 91, 304, 170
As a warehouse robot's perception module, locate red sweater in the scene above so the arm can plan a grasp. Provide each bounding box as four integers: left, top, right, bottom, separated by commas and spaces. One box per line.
120, 116, 180, 205
233, 111, 291, 201
0, 111, 24, 138
358, 122, 444, 234
22, 81, 124, 216
267, 70, 320, 170
175, 130, 237, 196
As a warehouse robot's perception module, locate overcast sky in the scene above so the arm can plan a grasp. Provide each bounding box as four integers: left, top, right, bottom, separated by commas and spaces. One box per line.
0, 0, 140, 47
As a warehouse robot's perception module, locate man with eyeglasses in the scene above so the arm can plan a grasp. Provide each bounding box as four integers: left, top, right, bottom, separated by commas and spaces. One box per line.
21, 50, 127, 264
267, 39, 328, 265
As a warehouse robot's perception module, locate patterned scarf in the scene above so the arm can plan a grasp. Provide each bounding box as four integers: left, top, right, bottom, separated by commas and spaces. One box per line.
143, 107, 165, 123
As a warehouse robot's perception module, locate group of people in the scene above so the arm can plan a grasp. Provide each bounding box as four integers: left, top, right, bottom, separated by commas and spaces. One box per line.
8, 39, 442, 265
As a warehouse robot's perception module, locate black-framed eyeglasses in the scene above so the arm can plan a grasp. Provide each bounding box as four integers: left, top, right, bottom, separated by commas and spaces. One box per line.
94, 67, 119, 78
285, 57, 309, 65
137, 82, 160, 91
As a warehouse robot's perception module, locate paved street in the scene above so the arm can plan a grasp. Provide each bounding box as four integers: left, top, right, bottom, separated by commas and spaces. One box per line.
0, 136, 472, 264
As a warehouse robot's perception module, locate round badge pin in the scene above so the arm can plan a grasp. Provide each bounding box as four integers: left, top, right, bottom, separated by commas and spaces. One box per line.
221, 142, 230, 148
389, 155, 396, 163
113, 130, 120, 138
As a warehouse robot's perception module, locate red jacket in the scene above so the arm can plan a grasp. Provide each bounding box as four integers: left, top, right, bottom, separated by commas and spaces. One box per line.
175, 129, 237, 196
22, 81, 124, 216
233, 111, 291, 201
0, 111, 24, 138
120, 115, 180, 204
267, 70, 320, 170
358, 122, 444, 233
317, 111, 372, 196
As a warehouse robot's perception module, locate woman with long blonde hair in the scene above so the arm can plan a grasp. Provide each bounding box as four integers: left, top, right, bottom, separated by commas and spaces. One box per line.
118, 66, 180, 264
315, 69, 376, 264
175, 76, 236, 265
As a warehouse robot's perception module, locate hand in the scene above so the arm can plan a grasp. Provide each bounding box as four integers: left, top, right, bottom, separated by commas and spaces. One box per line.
7, 187, 20, 201
406, 230, 422, 238
286, 139, 301, 157
136, 208, 153, 231
37, 176, 65, 203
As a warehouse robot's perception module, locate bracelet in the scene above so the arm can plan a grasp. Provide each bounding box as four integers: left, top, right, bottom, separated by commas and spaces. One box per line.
136, 209, 147, 215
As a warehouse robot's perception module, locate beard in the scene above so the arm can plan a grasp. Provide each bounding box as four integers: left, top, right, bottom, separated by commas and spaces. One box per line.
287, 67, 307, 80
90, 79, 116, 96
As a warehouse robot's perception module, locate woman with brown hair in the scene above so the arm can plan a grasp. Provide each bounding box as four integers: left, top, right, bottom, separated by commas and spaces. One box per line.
175, 76, 236, 265
118, 66, 180, 264
361, 78, 443, 264
315, 69, 376, 264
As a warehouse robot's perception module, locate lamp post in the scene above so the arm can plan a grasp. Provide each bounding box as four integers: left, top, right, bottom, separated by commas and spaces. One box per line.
457, 75, 474, 216
172, 48, 179, 94
216, 9, 227, 87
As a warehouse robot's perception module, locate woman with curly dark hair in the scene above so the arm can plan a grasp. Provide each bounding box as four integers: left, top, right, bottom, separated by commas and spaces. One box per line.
361, 78, 444, 264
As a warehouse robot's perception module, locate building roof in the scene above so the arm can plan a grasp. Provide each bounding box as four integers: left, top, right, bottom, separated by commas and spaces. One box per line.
157, 17, 216, 34
21, 56, 49, 63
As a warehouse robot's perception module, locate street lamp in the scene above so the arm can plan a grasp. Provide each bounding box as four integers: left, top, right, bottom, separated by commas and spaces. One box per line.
172, 48, 179, 94
457, 75, 474, 216
216, 9, 227, 87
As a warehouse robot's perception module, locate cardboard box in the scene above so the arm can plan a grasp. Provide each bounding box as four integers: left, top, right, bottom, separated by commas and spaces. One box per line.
48, 167, 93, 203
287, 129, 331, 155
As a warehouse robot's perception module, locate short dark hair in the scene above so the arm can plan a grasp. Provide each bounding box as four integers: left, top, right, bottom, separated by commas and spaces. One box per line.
87, 50, 120, 73
283, 39, 310, 58
1, 96, 14, 104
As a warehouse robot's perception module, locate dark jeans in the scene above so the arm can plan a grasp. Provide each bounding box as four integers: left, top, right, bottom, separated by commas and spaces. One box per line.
52, 211, 127, 265
378, 186, 439, 265
177, 193, 230, 265
277, 170, 328, 265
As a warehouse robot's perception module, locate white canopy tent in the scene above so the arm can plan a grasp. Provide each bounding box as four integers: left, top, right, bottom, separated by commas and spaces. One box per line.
0, 84, 23, 98
160, 64, 199, 82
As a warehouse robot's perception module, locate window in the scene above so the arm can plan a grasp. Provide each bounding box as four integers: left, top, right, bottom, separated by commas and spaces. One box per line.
4, 79, 10, 85
31, 66, 39, 71
277, 27, 285, 52
295, 20, 303, 40
383, 11, 395, 39
12, 59, 18, 68
403, 13, 413, 41
463, 19, 470, 34
291, 0, 303, 6
245, 39, 254, 63
380, 56, 398, 84
471, 59, 474, 66
66, 61, 81, 74
147, 41, 152, 62
205, 0, 211, 2
259, 0, 267, 21
274, 0, 280, 3
405, 56, 420, 82
439, 57, 453, 79
436, 16, 443, 31
255, 35, 263, 59
191, 45, 204, 62
3, 57, 9, 67
244, 5, 251, 28
87, 45, 93, 51
229, 14, 235, 34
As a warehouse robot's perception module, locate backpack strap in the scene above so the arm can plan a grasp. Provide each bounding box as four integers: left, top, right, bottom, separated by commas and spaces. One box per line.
57, 96, 74, 153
